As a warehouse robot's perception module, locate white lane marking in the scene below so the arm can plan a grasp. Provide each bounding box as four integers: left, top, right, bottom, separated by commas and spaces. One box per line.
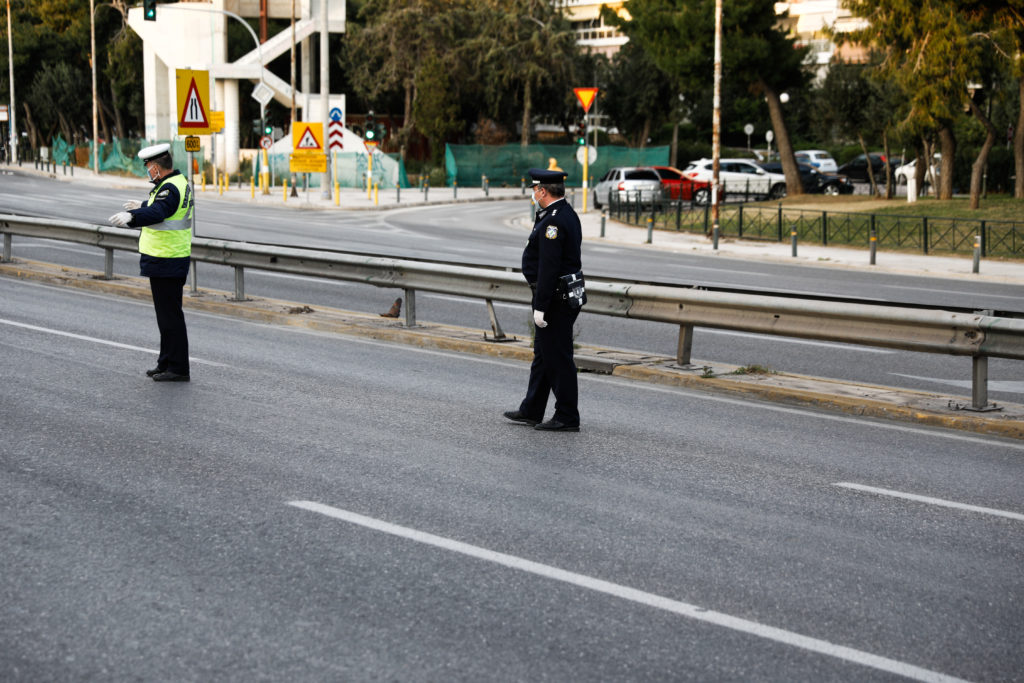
0, 318, 226, 367
834, 483, 1024, 522
288, 500, 969, 683
891, 374, 1024, 395
703, 328, 895, 353
880, 284, 1024, 301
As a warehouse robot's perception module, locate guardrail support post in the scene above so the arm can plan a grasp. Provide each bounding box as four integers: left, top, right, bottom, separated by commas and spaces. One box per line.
676, 324, 694, 366
103, 248, 114, 279
485, 299, 506, 341
404, 287, 417, 327
233, 265, 245, 301
972, 355, 989, 410
2, 233, 11, 262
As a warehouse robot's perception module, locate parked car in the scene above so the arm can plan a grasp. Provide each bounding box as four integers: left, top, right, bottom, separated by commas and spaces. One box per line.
650, 165, 719, 205
757, 162, 854, 196
894, 153, 941, 187
837, 153, 902, 183
682, 158, 788, 199
794, 149, 838, 173
592, 167, 664, 208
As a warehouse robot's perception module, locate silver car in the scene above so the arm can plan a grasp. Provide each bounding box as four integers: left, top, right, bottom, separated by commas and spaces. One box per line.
592, 166, 664, 209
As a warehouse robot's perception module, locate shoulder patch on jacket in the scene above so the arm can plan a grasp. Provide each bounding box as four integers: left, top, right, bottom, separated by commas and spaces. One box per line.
155, 189, 171, 200
545, 225, 558, 239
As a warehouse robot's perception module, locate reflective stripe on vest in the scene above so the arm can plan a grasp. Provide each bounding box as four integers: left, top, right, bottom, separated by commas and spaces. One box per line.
138, 174, 193, 258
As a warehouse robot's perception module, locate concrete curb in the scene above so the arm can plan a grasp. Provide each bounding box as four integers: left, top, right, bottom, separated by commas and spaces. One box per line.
4, 258, 1022, 441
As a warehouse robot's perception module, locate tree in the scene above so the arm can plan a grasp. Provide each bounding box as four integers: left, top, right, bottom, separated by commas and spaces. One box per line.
604, 0, 810, 196
602, 40, 672, 148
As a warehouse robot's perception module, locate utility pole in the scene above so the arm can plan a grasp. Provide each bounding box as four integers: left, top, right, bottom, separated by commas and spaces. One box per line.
319, 0, 330, 199
711, 0, 722, 242
90, 0, 98, 173
6, 0, 17, 163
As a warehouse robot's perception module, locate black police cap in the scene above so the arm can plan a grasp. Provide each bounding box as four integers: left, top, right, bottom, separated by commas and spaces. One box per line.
528, 168, 568, 184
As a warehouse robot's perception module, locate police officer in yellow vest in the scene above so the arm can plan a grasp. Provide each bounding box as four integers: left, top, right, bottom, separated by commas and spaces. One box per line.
108, 143, 194, 382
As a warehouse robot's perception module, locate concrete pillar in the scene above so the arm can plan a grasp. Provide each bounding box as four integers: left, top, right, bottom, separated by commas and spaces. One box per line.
224, 80, 240, 174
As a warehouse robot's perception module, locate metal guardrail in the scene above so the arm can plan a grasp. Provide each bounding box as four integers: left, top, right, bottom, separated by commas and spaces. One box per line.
2, 213, 1023, 411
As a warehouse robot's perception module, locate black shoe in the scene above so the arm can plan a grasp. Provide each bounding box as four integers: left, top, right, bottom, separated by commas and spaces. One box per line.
503, 410, 539, 425
152, 371, 190, 382
145, 367, 166, 377
534, 419, 579, 432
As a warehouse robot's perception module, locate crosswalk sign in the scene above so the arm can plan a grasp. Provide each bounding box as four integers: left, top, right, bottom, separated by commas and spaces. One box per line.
176, 69, 212, 135
292, 122, 324, 152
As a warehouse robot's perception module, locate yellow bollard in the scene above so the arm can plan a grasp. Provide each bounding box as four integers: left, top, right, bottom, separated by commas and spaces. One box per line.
374, 183, 379, 205
250, 175, 255, 199
201, 173, 206, 192
218, 173, 224, 196
334, 181, 340, 206
283, 178, 288, 202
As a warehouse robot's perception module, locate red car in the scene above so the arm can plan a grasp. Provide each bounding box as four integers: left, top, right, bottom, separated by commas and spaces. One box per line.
651, 165, 719, 205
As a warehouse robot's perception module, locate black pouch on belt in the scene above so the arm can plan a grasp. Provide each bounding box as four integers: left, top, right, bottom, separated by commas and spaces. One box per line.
558, 271, 587, 309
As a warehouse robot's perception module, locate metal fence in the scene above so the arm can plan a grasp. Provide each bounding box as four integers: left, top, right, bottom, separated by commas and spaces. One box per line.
609, 193, 1024, 258
2, 213, 1023, 411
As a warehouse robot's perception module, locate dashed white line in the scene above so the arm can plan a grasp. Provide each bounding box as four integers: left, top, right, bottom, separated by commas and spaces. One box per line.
834, 483, 1024, 522
288, 500, 969, 683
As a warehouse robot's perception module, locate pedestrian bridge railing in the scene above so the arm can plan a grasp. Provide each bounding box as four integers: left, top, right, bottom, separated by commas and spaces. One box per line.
3, 213, 1023, 411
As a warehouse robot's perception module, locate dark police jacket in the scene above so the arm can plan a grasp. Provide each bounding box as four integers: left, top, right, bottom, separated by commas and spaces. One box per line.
521, 197, 582, 312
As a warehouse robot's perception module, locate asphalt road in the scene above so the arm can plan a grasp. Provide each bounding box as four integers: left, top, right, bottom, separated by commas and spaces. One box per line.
2, 278, 1022, 681
3, 172, 1024, 403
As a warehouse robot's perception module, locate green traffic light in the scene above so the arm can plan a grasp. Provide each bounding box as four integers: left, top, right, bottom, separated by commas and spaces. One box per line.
264, 126, 272, 135
365, 129, 375, 140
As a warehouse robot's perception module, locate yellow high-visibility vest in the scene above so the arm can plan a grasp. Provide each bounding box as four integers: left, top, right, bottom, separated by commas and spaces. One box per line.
139, 173, 192, 258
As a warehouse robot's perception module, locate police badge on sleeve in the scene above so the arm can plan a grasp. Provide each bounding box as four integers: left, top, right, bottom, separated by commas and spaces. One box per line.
545, 226, 558, 239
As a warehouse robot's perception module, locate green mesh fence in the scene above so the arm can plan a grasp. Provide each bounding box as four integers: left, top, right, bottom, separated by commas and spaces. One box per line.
49, 134, 410, 188
50, 135, 193, 177
445, 143, 670, 187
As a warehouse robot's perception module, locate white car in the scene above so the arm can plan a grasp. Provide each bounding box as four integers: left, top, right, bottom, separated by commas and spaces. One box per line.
682, 158, 788, 199
591, 167, 664, 208
895, 153, 941, 187
794, 149, 838, 173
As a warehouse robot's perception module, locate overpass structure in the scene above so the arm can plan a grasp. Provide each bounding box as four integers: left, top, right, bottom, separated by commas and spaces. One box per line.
127, 0, 346, 175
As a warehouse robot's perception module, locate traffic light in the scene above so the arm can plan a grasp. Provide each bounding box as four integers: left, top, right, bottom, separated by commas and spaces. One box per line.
252, 119, 261, 135
143, 0, 157, 21
576, 120, 586, 146
364, 111, 376, 142
264, 120, 272, 136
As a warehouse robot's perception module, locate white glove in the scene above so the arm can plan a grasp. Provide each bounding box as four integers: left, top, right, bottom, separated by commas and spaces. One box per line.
533, 310, 547, 329
122, 200, 142, 210
108, 211, 133, 228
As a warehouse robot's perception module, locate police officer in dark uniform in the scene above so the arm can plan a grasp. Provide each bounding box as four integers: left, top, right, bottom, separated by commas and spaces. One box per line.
504, 168, 583, 431
108, 143, 194, 382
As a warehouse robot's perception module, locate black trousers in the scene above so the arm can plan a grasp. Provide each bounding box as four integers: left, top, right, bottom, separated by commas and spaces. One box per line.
519, 301, 580, 426
149, 276, 190, 375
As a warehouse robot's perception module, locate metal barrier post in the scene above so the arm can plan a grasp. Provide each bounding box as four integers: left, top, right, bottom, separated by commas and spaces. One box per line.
791, 227, 798, 257
3, 233, 11, 262
677, 324, 694, 366
869, 228, 877, 265
646, 217, 653, 244
972, 234, 981, 274
233, 266, 245, 301
713, 224, 720, 250
485, 299, 506, 340
103, 248, 114, 279
822, 211, 829, 246
972, 355, 989, 409
600, 210, 606, 238
453, 180, 457, 200
404, 288, 417, 327
922, 216, 929, 254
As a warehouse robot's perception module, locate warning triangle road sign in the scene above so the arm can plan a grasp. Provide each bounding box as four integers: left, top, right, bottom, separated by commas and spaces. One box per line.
180, 78, 210, 128
296, 127, 321, 150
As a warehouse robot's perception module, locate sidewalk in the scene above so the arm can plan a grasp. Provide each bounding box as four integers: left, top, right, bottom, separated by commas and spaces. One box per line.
9, 161, 1024, 286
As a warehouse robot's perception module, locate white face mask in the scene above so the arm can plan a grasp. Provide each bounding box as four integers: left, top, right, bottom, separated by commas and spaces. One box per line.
146, 162, 162, 183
